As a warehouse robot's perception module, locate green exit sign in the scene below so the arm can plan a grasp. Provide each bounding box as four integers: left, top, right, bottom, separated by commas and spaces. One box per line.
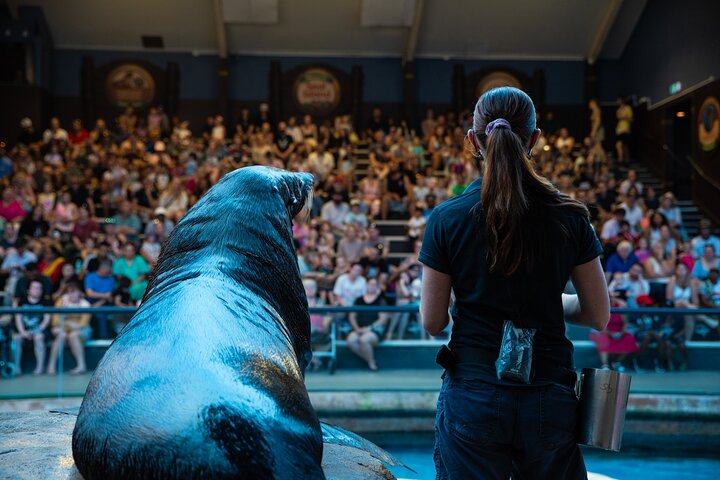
669, 81, 683, 95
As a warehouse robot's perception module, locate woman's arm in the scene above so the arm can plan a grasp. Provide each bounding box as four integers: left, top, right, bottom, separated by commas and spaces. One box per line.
568, 257, 610, 330
421, 265, 452, 336
39, 313, 52, 331
348, 312, 360, 331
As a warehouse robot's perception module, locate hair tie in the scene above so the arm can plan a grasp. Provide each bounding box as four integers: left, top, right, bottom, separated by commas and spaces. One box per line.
485, 118, 511, 136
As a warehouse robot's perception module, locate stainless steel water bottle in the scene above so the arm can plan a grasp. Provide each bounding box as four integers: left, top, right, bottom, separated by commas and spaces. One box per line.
576, 368, 632, 451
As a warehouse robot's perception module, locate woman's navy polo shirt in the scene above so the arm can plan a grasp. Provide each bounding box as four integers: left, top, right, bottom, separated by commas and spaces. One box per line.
419, 177, 602, 371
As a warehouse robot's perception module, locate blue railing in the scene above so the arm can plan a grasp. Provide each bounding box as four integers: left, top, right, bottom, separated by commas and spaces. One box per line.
0, 306, 719, 315
2, 305, 719, 400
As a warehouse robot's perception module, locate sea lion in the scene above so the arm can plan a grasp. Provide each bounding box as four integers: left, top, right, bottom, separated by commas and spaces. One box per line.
72, 166, 324, 479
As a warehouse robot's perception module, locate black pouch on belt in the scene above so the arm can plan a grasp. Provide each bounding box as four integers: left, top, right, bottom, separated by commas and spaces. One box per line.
495, 320, 536, 384
436, 344, 455, 370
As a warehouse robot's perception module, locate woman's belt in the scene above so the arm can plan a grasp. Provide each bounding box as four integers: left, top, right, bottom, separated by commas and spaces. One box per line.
438, 346, 577, 390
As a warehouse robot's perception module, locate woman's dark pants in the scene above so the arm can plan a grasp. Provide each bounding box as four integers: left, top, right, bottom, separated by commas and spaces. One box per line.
434, 375, 587, 480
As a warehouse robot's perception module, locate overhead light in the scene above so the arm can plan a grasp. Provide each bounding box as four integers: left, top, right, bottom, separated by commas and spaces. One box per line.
676, 111, 686, 118
543, 145, 551, 151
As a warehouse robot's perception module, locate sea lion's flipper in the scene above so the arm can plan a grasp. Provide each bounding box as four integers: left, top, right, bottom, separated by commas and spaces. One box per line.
50, 407, 80, 416
320, 422, 416, 473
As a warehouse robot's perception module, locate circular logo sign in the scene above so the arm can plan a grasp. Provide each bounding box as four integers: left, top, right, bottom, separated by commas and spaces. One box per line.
105, 64, 156, 109
698, 96, 720, 153
475, 71, 522, 99
293, 68, 341, 114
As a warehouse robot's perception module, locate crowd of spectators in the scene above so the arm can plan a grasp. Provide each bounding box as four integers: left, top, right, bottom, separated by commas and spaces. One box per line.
0, 98, 718, 374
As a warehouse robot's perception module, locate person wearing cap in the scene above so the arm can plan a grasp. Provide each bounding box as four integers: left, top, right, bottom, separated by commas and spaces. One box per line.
343, 198, 368, 228
17, 117, 41, 146
691, 219, 720, 260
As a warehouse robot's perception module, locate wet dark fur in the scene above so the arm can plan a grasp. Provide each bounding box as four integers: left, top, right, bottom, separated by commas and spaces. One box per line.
72, 167, 324, 479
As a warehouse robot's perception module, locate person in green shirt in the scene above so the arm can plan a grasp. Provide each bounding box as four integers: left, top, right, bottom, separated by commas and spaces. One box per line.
112, 243, 150, 302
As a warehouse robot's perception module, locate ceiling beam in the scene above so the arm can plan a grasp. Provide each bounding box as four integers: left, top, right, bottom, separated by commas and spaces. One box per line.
214, 0, 228, 58
587, 0, 623, 64
404, 0, 424, 63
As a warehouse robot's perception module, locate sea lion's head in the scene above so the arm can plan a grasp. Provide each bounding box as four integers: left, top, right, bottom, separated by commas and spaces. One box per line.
143, 166, 316, 367
232, 165, 314, 222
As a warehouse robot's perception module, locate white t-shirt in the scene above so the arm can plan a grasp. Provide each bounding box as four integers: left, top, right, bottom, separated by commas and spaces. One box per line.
333, 274, 367, 306
619, 202, 643, 230
307, 152, 335, 178
601, 218, 621, 241
408, 216, 427, 238
321, 201, 349, 229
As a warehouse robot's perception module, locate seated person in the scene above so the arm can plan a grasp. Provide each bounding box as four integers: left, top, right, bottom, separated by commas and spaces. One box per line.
12, 280, 50, 375
608, 263, 649, 307
112, 243, 150, 303
696, 267, 720, 339
692, 245, 720, 281
385, 263, 423, 340
47, 282, 91, 375
662, 262, 696, 369
381, 161, 413, 219
605, 241, 639, 281
112, 276, 134, 335
359, 247, 390, 283
346, 279, 388, 371
304, 279, 332, 371
589, 297, 639, 371
628, 295, 664, 372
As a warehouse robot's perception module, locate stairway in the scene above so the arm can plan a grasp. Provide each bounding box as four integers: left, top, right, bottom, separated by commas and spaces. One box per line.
621, 160, 705, 238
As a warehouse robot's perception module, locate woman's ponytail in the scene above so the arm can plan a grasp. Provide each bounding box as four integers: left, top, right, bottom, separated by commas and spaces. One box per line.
473, 87, 588, 277
481, 126, 531, 275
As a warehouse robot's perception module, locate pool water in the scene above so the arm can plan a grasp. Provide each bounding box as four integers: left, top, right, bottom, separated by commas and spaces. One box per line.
376, 436, 720, 480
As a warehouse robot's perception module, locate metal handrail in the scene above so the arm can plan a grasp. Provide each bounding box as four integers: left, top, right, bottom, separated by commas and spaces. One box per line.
0, 306, 719, 315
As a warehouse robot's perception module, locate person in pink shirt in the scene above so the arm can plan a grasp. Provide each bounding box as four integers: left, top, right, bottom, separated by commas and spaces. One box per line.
0, 188, 26, 223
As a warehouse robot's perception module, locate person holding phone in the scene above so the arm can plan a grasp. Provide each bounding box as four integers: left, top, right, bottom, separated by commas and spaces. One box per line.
420, 87, 609, 479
